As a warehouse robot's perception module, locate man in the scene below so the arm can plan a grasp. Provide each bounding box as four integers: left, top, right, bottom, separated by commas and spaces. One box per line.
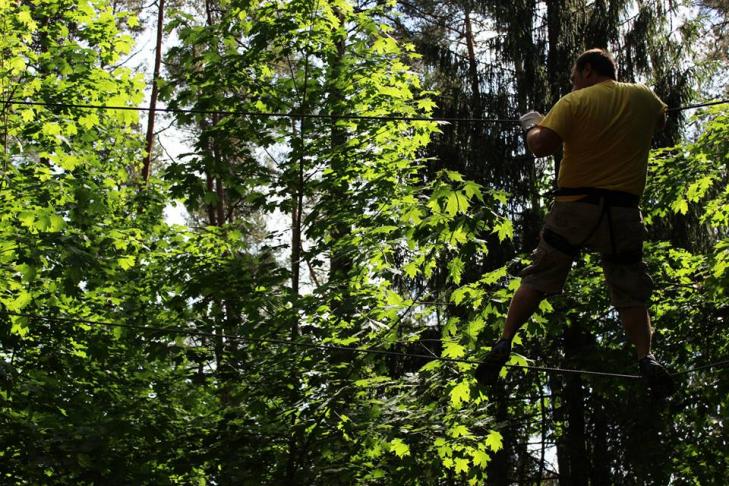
475, 48, 674, 399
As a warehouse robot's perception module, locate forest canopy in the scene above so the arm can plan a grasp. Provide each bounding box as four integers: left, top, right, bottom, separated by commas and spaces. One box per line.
0, 0, 727, 484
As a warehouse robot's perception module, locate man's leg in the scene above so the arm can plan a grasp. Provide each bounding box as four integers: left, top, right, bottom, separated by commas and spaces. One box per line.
476, 202, 577, 387
600, 207, 674, 398
618, 305, 652, 359
501, 285, 545, 341
475, 285, 545, 386
618, 305, 674, 398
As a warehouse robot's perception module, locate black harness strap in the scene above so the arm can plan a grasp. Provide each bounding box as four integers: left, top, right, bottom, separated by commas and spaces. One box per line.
545, 187, 642, 264
602, 249, 643, 264
543, 228, 580, 257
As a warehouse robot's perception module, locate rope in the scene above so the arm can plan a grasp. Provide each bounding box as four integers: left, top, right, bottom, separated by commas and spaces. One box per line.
6, 311, 729, 378
2, 100, 521, 124
672, 359, 729, 376
666, 100, 729, 112
2, 310, 644, 379
3, 98, 727, 124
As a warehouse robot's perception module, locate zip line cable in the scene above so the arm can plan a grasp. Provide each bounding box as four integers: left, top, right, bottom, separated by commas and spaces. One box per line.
672, 359, 729, 376
3, 100, 520, 124
666, 100, 729, 112
2, 310, 640, 379
6, 310, 729, 380
2, 98, 727, 124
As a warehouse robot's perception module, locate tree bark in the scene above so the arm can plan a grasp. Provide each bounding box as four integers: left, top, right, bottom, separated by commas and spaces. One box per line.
590, 397, 610, 485
546, 0, 568, 183
562, 323, 589, 485
486, 385, 511, 486
464, 10, 482, 120
327, 21, 350, 288
142, 0, 165, 182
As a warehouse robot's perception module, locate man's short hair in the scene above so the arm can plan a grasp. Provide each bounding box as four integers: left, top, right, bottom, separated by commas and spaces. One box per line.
575, 48, 617, 80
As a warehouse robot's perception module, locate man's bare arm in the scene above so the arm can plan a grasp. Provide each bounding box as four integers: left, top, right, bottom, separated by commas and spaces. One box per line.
526, 126, 563, 157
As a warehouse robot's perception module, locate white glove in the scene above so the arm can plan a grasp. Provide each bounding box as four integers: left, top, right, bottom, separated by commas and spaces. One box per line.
519, 111, 544, 132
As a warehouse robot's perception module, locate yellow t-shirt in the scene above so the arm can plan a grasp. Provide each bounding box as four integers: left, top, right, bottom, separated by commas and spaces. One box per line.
539, 80, 667, 196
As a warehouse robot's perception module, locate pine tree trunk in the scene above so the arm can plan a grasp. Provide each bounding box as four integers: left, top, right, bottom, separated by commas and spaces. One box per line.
546, 0, 569, 182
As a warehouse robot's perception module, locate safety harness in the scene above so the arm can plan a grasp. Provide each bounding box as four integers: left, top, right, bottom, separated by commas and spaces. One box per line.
542, 187, 642, 264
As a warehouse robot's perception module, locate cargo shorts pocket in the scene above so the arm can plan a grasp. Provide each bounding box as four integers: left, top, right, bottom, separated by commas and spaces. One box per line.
602, 260, 654, 307
520, 243, 574, 295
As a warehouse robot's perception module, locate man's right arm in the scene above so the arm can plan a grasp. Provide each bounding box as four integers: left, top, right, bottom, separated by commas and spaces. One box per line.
526, 126, 563, 157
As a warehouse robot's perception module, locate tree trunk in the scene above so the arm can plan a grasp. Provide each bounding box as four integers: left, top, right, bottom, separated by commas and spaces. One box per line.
486, 385, 511, 486
327, 20, 350, 289
550, 373, 570, 486
562, 323, 589, 485
464, 10, 482, 121
539, 375, 548, 482
142, 0, 164, 182
564, 374, 588, 484
546, 0, 569, 182
590, 397, 610, 485
206, 172, 217, 225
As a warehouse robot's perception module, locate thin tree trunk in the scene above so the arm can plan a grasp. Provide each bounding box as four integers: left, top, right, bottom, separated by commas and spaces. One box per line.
285, 29, 310, 475
327, 24, 350, 291
550, 373, 570, 486
539, 375, 547, 483
591, 397, 610, 485
464, 10, 482, 120
563, 324, 589, 485
142, 0, 165, 182
564, 374, 588, 483
546, 0, 568, 183
464, 9, 486, 180
215, 175, 225, 227
486, 385, 511, 486
206, 173, 216, 225
289, 115, 303, 338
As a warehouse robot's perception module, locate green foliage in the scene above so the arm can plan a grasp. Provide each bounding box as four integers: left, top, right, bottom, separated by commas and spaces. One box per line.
0, 0, 726, 483
0, 0, 210, 483
642, 108, 729, 482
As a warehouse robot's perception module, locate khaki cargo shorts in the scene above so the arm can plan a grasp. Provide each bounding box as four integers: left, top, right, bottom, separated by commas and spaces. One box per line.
520, 201, 653, 308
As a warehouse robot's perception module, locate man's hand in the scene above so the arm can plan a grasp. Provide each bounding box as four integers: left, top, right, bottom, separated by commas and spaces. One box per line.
519, 110, 562, 157
519, 111, 544, 132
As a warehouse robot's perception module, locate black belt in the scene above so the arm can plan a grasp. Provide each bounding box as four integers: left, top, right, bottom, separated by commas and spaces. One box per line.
552, 187, 640, 208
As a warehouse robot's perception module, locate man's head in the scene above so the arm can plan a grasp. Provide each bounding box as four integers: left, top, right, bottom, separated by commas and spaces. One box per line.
570, 48, 617, 91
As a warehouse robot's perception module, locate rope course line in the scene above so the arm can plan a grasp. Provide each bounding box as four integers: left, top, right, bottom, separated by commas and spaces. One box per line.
666, 100, 729, 112
3, 100, 520, 124
8, 309, 720, 381
11, 310, 729, 378
3, 99, 727, 124
672, 359, 729, 376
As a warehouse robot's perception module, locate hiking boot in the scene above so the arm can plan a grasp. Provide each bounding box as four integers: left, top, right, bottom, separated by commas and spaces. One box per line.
639, 354, 675, 400
475, 339, 511, 387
